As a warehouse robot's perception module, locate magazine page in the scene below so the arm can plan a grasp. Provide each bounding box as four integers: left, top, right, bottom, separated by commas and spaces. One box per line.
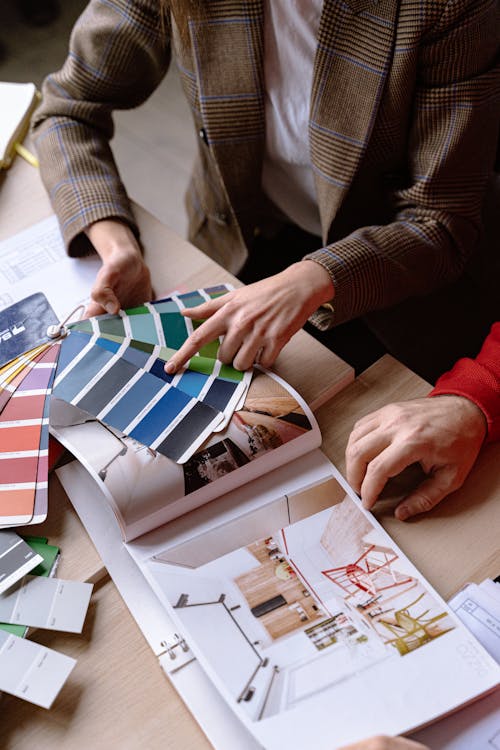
138, 464, 500, 750
50, 367, 321, 541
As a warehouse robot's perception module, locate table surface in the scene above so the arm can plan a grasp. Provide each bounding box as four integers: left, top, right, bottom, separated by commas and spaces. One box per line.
2, 155, 499, 750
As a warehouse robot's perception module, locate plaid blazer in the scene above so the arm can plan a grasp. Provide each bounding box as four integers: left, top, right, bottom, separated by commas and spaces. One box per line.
33, 0, 499, 331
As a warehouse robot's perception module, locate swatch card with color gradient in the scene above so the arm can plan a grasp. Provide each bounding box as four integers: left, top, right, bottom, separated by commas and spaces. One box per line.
0, 530, 43, 594
0, 295, 59, 528
0, 343, 59, 528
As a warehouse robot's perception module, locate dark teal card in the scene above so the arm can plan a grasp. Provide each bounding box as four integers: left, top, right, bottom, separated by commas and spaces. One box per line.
0, 293, 58, 367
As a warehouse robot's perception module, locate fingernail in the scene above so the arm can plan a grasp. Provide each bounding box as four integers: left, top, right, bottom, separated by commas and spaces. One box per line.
164, 361, 176, 374
396, 507, 409, 521
105, 301, 117, 314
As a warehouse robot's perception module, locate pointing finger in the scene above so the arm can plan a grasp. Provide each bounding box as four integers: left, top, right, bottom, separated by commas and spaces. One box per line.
164, 317, 226, 373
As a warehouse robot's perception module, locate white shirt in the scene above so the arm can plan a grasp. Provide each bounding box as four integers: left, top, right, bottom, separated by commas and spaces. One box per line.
262, 0, 323, 237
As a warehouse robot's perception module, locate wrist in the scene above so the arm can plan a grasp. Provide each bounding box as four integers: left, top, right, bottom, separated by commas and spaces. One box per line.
289, 260, 335, 305
85, 219, 142, 262
430, 393, 488, 442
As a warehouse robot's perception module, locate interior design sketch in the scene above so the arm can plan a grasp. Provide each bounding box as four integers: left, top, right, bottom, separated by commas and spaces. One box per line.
146, 477, 455, 722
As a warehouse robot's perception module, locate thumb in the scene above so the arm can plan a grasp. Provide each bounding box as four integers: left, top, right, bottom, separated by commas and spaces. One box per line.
85, 299, 107, 318
92, 284, 120, 315
395, 470, 454, 521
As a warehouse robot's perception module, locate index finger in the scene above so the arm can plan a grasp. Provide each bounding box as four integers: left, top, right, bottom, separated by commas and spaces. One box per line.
360, 442, 424, 509
180, 294, 230, 318
164, 315, 226, 373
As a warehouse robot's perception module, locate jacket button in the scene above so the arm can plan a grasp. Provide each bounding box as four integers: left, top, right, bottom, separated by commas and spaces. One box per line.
214, 212, 228, 225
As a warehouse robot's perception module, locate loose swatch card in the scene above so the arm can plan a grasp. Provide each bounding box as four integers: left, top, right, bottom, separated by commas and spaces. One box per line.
0, 574, 93, 632
0, 629, 76, 708
0, 530, 43, 594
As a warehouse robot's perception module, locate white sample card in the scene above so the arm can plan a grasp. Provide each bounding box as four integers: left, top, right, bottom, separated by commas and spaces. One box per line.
0, 574, 93, 632
0, 531, 43, 594
0, 629, 76, 708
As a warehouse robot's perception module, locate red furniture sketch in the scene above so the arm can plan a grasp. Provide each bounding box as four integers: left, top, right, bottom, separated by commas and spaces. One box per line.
322, 544, 414, 598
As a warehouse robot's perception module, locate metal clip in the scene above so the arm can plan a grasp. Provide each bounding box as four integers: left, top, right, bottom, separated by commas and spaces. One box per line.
46, 303, 86, 340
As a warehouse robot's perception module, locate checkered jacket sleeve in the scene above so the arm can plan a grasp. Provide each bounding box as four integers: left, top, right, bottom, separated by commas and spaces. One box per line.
32, 0, 170, 256
307, 0, 499, 328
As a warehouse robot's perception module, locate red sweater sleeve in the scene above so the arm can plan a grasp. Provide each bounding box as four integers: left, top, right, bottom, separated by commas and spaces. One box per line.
429, 323, 500, 443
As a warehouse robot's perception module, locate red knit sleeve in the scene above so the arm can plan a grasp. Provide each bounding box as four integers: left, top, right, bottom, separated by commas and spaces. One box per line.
429, 323, 500, 443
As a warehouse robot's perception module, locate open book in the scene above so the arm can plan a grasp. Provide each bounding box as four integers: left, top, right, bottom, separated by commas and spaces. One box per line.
0, 81, 39, 169
57, 441, 500, 749
51, 365, 320, 540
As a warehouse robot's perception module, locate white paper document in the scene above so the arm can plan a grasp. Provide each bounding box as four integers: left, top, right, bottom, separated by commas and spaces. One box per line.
0, 214, 100, 319
411, 579, 500, 749
0, 574, 93, 632
0, 629, 76, 708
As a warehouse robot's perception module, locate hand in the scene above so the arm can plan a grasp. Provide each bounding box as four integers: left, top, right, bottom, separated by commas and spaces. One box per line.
84, 219, 153, 316
337, 737, 429, 750
164, 260, 334, 372
346, 395, 487, 520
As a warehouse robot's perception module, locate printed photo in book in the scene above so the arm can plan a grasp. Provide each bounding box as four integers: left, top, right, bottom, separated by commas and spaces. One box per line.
137, 470, 500, 750
50, 367, 321, 540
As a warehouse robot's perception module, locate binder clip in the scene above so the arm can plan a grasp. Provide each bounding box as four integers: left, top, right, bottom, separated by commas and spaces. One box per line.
46, 303, 86, 340
160, 633, 189, 660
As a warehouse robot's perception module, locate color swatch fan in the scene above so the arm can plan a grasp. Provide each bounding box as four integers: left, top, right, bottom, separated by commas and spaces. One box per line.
0, 287, 252, 529
53, 285, 252, 461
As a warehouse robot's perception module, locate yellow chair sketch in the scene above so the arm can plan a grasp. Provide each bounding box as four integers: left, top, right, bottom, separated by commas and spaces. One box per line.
377, 593, 454, 655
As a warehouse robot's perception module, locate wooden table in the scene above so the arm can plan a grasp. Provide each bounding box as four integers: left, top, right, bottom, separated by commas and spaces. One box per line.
2, 155, 499, 749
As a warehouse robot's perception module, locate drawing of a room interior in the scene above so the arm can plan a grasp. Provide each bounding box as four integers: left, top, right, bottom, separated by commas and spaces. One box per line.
148, 477, 455, 722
